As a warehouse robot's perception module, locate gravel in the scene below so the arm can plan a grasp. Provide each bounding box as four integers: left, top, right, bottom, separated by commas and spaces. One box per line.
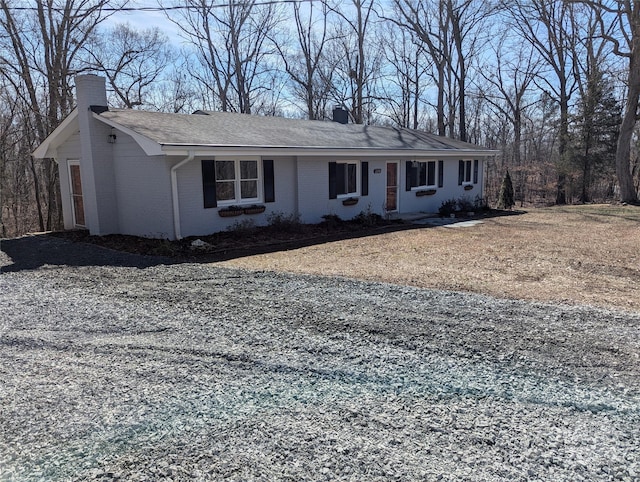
1, 235, 639, 481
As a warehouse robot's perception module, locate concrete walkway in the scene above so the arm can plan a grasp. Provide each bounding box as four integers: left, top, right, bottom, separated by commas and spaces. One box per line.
389, 212, 483, 228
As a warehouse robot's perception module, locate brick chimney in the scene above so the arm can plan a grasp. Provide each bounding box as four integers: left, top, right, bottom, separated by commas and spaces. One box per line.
75, 74, 119, 235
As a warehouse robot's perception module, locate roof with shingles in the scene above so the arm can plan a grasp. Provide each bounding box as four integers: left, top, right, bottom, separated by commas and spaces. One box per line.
97, 109, 494, 153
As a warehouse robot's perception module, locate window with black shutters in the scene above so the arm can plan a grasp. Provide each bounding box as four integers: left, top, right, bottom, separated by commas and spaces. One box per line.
329, 161, 361, 198
458, 160, 472, 185
202, 158, 264, 208
406, 160, 438, 190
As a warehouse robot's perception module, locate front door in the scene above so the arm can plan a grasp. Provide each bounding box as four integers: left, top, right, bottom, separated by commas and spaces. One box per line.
68, 161, 85, 227
386, 162, 398, 212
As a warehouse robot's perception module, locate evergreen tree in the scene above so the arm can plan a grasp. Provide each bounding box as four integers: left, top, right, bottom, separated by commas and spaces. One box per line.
497, 170, 515, 210
570, 71, 621, 202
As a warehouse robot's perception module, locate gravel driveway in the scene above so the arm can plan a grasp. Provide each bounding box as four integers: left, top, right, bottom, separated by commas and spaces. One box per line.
1, 235, 639, 481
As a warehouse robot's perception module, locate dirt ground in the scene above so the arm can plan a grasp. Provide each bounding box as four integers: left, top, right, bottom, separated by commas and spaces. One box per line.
219, 205, 640, 313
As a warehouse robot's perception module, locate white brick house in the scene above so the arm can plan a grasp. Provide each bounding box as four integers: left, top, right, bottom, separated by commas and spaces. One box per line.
33, 75, 497, 240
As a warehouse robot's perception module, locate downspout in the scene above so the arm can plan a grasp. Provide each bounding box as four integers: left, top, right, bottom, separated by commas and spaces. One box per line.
171, 151, 195, 240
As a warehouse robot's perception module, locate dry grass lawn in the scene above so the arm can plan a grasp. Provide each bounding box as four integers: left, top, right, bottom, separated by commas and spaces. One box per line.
219, 205, 640, 312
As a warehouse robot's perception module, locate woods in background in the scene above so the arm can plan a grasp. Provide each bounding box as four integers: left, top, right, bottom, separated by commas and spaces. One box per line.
1, 0, 638, 237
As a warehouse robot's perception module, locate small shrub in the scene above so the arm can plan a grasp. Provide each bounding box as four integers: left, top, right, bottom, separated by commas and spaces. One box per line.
149, 239, 180, 257
321, 213, 343, 230
473, 195, 490, 212
352, 204, 382, 227
439, 195, 489, 217
457, 196, 476, 213
267, 211, 302, 233
439, 199, 458, 217
227, 218, 257, 235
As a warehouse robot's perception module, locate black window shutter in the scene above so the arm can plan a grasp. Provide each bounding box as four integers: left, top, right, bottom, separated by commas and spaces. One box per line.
458, 160, 464, 185
329, 162, 337, 199
263, 159, 275, 202
202, 159, 217, 208
405, 161, 413, 191
427, 161, 436, 186
361, 161, 369, 196
438, 160, 444, 188
473, 159, 479, 184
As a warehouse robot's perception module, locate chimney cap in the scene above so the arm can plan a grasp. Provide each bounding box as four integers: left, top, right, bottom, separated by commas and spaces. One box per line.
89, 105, 108, 114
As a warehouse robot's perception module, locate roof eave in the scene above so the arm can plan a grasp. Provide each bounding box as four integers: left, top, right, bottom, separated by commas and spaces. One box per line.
95, 113, 164, 156
32, 109, 79, 159
159, 144, 499, 158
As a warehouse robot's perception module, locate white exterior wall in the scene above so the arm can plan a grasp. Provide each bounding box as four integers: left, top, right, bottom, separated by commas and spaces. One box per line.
297, 157, 390, 223
296, 157, 333, 223
111, 135, 174, 238
398, 158, 485, 215
297, 157, 487, 223
89, 122, 120, 233
55, 132, 82, 230
176, 156, 297, 238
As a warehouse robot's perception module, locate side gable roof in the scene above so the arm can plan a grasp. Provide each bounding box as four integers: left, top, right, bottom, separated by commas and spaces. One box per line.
98, 109, 494, 155
34, 107, 498, 159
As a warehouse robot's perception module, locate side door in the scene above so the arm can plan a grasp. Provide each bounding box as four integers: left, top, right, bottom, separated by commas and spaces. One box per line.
386, 161, 399, 212
68, 161, 85, 227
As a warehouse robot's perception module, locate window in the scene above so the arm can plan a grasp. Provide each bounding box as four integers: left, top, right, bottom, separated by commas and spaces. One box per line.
337, 162, 357, 195
329, 161, 365, 199
406, 160, 438, 190
458, 160, 473, 185
202, 158, 263, 208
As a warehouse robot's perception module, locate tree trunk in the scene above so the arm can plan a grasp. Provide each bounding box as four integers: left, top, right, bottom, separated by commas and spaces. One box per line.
616, 52, 640, 203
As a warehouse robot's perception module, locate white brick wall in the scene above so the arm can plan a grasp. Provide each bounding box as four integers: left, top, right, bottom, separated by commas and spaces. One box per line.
177, 156, 298, 238
111, 136, 174, 238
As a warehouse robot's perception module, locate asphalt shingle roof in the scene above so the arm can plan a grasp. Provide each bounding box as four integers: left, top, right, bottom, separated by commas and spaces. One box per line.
99, 109, 492, 152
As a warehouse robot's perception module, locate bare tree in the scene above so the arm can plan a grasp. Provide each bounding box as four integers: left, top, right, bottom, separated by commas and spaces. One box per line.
272, 1, 334, 120
390, 0, 494, 140
85, 23, 173, 109
478, 32, 541, 189
165, 0, 282, 114
327, 0, 383, 124
144, 67, 199, 114
501, 0, 583, 204
0, 0, 124, 232
390, 0, 448, 135
380, 26, 430, 129
579, 0, 639, 203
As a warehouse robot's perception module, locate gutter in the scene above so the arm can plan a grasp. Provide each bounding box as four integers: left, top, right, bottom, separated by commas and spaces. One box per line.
171, 151, 195, 240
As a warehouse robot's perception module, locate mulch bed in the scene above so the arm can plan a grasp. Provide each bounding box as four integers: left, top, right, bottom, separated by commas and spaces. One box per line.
49, 217, 411, 261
